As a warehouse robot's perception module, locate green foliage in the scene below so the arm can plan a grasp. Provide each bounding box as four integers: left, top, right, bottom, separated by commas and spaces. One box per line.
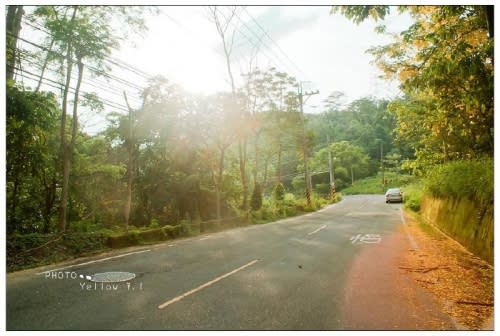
272, 182, 286, 202
424, 158, 493, 205
311, 141, 371, 191
331, 5, 390, 24
7, 232, 108, 272
369, 6, 493, 169
6, 83, 60, 233
69, 221, 101, 233
250, 183, 263, 211
291, 175, 305, 193
341, 172, 416, 195
307, 97, 402, 172
314, 183, 330, 196
402, 182, 424, 212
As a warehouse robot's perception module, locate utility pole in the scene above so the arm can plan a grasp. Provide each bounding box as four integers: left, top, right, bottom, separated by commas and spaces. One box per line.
381, 141, 385, 192
327, 134, 336, 199
299, 82, 319, 207
351, 166, 354, 186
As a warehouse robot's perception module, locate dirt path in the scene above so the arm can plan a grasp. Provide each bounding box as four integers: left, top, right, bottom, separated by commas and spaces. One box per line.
342, 208, 494, 330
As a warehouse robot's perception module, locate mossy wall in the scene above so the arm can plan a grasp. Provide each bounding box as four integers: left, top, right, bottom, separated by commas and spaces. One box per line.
420, 195, 493, 264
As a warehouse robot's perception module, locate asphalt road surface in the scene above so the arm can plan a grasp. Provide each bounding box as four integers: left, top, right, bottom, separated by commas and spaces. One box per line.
6, 195, 452, 330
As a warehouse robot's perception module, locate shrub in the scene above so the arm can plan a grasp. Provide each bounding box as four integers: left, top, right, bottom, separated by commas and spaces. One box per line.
162, 225, 180, 239
424, 157, 493, 204
149, 218, 160, 228
315, 183, 330, 196
179, 220, 191, 236
284, 206, 297, 217
334, 193, 343, 203
70, 221, 100, 233
283, 193, 296, 206
272, 182, 286, 202
139, 228, 166, 242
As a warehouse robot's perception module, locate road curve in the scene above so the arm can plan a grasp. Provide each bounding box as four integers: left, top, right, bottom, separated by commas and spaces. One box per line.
7, 195, 452, 330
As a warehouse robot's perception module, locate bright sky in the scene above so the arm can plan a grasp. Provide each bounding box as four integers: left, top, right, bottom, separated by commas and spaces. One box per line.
117, 6, 413, 112
17, 6, 414, 134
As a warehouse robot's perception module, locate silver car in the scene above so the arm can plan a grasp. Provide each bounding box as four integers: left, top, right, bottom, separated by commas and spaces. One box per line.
385, 188, 403, 203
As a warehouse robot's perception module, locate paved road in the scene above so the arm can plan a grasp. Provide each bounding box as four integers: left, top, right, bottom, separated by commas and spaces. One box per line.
6, 195, 447, 330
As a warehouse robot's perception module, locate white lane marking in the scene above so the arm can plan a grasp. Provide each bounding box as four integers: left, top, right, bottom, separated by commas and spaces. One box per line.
168, 244, 175, 247
307, 225, 326, 236
199, 236, 211, 241
35, 249, 151, 275
350, 233, 382, 244
158, 259, 259, 309
400, 207, 418, 250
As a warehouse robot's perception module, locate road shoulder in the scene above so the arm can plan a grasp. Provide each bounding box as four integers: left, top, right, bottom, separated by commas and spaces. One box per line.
400, 210, 494, 330
342, 222, 456, 330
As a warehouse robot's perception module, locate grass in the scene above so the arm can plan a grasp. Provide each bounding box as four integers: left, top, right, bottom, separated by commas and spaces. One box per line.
341, 172, 417, 195
425, 157, 493, 204
401, 181, 424, 212
405, 210, 443, 239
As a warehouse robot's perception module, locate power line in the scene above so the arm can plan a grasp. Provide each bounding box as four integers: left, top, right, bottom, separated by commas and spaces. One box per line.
222, 7, 298, 77
12, 31, 146, 93
241, 7, 309, 80
17, 20, 150, 88
230, 7, 304, 80
10, 44, 143, 108
22, 18, 153, 82
205, 6, 301, 80
162, 9, 227, 60
13, 67, 130, 113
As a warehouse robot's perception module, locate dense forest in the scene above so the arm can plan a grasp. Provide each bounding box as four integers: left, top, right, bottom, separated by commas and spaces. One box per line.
6, 5, 493, 251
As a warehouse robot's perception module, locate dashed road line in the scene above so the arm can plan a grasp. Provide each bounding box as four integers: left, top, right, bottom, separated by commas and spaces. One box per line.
158, 259, 259, 309
307, 225, 326, 236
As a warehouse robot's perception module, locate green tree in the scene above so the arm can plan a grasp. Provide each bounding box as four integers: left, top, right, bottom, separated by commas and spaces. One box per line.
7, 82, 60, 233
338, 6, 493, 170
311, 141, 370, 190
30, 5, 151, 232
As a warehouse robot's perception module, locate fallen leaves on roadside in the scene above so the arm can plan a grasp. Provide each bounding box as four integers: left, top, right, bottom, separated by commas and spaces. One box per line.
399, 213, 493, 330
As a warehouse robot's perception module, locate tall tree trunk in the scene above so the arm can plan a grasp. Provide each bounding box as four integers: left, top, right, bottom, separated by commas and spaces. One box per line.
35, 38, 55, 92
62, 57, 83, 230
263, 156, 269, 188
36, 8, 61, 92
6, 5, 24, 81
41, 164, 57, 234
277, 143, 282, 183
123, 92, 134, 231
211, 7, 243, 217
57, 6, 78, 233
484, 5, 494, 38
239, 138, 248, 210
216, 147, 226, 221
9, 173, 20, 233
253, 132, 260, 187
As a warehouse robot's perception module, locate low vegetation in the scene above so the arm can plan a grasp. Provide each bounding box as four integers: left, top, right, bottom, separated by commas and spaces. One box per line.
341, 172, 417, 195
8, 193, 342, 272
424, 157, 493, 205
